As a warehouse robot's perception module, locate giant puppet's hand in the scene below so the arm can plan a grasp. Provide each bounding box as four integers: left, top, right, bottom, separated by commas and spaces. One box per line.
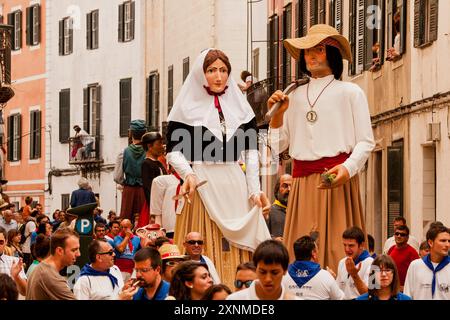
180, 174, 200, 204
251, 192, 271, 217
318, 164, 350, 189
267, 90, 289, 128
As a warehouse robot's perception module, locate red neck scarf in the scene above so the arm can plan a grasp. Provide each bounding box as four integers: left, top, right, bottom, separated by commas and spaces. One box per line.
203, 85, 228, 113
119, 231, 135, 252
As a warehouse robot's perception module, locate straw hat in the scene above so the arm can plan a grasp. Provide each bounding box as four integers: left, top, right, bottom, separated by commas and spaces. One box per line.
284, 24, 352, 63
158, 244, 188, 260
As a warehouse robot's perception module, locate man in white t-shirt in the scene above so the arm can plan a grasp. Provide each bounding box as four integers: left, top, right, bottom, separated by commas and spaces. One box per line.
150, 173, 184, 238
383, 217, 419, 253
227, 240, 296, 300
404, 225, 450, 300
283, 235, 344, 300
73, 239, 137, 300
333, 226, 373, 300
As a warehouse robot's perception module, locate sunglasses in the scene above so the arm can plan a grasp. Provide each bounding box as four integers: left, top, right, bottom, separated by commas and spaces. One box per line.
98, 250, 114, 256
166, 261, 181, 267
186, 240, 204, 245
394, 232, 408, 237
234, 280, 253, 289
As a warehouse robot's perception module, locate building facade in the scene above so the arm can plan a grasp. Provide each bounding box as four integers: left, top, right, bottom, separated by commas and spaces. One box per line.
45, 0, 146, 215
1, 0, 46, 211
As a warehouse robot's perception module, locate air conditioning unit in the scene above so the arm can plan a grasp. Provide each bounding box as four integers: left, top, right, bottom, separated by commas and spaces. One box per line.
427, 122, 441, 141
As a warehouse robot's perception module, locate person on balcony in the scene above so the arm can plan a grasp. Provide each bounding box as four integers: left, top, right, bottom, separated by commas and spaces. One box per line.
268, 24, 375, 273
73, 125, 95, 160
238, 71, 256, 93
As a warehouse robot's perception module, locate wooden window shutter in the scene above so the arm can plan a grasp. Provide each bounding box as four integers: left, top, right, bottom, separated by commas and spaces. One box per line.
295, 0, 299, 37
29, 111, 35, 159
399, 0, 406, 54
69, 18, 73, 53
302, 0, 308, 36
364, 0, 374, 71
17, 11, 22, 49
59, 90, 70, 143
146, 76, 150, 129
26, 7, 32, 45
387, 142, 404, 237
267, 20, 271, 80
348, 0, 356, 75
309, 0, 317, 27
8, 14, 16, 50
155, 73, 160, 129
93, 10, 99, 49
413, 0, 421, 47
83, 88, 89, 134
280, 12, 285, 88
59, 20, 64, 55
36, 110, 41, 158
429, 0, 439, 42
7, 116, 12, 161
17, 114, 22, 161
87, 12, 92, 49
357, 0, 365, 73
318, 0, 326, 23
35, 5, 41, 44
120, 79, 131, 137
118, 4, 124, 42
95, 85, 102, 143
130, 1, 135, 40
335, 0, 343, 34
274, 15, 279, 89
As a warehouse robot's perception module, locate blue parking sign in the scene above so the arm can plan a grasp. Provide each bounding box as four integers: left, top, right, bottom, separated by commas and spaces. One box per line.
76, 218, 92, 235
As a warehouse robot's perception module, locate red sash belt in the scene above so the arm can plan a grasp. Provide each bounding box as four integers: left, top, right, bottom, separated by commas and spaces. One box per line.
292, 153, 351, 178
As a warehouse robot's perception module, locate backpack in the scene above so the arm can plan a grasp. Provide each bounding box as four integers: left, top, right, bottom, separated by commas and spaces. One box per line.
18, 223, 27, 244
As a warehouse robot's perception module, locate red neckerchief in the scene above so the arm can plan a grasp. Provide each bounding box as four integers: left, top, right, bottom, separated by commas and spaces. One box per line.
173, 171, 182, 211
119, 231, 135, 252
203, 85, 228, 113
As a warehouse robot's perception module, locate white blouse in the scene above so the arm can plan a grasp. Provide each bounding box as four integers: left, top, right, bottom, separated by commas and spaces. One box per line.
268, 75, 375, 178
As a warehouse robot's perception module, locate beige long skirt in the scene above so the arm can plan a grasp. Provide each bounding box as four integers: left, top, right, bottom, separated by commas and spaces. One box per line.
283, 173, 366, 273
174, 191, 252, 290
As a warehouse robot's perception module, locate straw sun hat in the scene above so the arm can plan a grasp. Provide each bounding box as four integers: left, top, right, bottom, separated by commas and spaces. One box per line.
284, 24, 352, 63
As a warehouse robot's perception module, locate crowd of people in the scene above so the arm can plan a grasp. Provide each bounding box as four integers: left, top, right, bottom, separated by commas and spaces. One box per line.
1, 25, 449, 301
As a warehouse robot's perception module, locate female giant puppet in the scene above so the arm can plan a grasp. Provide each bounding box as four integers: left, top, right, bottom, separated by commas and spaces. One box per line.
166, 49, 271, 288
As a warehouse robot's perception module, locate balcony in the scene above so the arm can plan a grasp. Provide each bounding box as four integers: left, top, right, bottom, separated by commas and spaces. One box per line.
68, 135, 103, 166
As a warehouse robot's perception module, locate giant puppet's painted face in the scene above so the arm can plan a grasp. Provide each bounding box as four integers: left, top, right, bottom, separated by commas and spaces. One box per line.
303, 44, 332, 77
204, 59, 229, 93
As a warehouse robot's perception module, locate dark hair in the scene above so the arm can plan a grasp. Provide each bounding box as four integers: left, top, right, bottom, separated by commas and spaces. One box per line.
240, 70, 251, 82
419, 240, 430, 251
253, 240, 289, 271
37, 221, 51, 235
369, 255, 400, 298
293, 235, 316, 261
25, 196, 33, 205
299, 45, 343, 79
203, 49, 232, 75
50, 228, 79, 255
88, 239, 105, 263
169, 261, 209, 300
131, 130, 146, 141
0, 226, 7, 239
0, 274, 19, 300
236, 261, 256, 273
7, 229, 19, 244
342, 226, 365, 245
109, 220, 120, 228
94, 223, 106, 232
201, 284, 232, 300
134, 247, 162, 269
393, 217, 406, 224
429, 221, 444, 229
155, 236, 171, 248
52, 210, 60, 220
273, 176, 281, 200
394, 224, 409, 235
367, 234, 375, 251
33, 234, 50, 259
426, 225, 449, 242
141, 132, 163, 151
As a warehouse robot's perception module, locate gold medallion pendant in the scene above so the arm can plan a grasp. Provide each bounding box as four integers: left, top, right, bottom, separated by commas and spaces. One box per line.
306, 110, 318, 123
